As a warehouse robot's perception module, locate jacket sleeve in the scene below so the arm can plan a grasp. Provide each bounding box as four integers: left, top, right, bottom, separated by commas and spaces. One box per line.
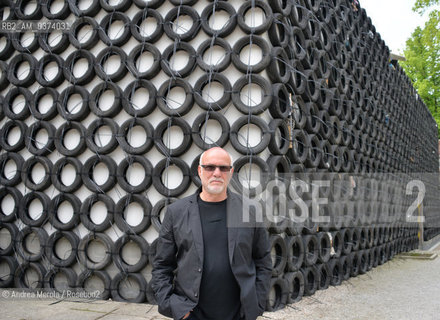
252, 225, 272, 315
151, 207, 177, 318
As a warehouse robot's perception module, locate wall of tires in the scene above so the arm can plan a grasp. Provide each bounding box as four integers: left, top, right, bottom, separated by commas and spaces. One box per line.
0, 0, 439, 311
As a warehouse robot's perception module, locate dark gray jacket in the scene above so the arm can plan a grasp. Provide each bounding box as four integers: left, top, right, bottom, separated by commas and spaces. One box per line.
151, 190, 272, 320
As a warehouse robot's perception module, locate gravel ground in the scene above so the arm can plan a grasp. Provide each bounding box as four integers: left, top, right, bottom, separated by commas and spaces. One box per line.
1, 247, 440, 320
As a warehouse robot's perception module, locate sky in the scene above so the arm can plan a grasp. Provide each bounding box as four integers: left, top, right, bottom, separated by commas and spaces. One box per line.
360, 0, 438, 54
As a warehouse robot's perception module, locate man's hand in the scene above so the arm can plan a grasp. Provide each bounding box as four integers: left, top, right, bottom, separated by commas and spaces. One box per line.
182, 311, 191, 319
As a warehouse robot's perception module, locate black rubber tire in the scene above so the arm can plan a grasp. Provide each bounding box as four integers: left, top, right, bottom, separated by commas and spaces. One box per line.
54, 121, 87, 157
301, 266, 319, 296
85, 118, 119, 155
44, 267, 77, 290
291, 27, 307, 61
7, 53, 37, 87
291, 95, 307, 129
35, 54, 65, 87
161, 41, 197, 78
351, 227, 361, 251
305, 102, 321, 134
0, 61, 8, 91
191, 111, 230, 150
16, 226, 48, 262
111, 272, 147, 303
4, 87, 33, 120
270, 234, 288, 276
41, 0, 71, 19
0, 120, 28, 152
330, 230, 343, 258
237, 0, 274, 35
58, 85, 91, 121
317, 263, 330, 290
49, 193, 81, 231
232, 35, 271, 74
284, 271, 304, 304
68, 0, 100, 17
117, 155, 153, 193
327, 258, 342, 286
122, 79, 157, 117
51, 157, 83, 193
89, 82, 123, 118
304, 134, 322, 168
190, 154, 201, 188
0, 152, 24, 187
0, 187, 22, 223
14, 262, 46, 289
130, 8, 163, 43
152, 158, 191, 197
127, 43, 161, 80
68, 16, 99, 49
0, 222, 19, 255
0, 33, 14, 61
31, 87, 59, 121
76, 269, 111, 300
114, 234, 149, 273
21, 156, 53, 191
25, 121, 56, 156
268, 119, 290, 155
164, 5, 201, 42
194, 73, 232, 111
38, 29, 70, 54
81, 155, 117, 193
117, 118, 154, 155
230, 115, 271, 155
349, 251, 360, 277
151, 198, 177, 232
201, 1, 237, 38
268, 13, 291, 48
285, 235, 305, 272
303, 234, 319, 266
267, 155, 290, 177
98, 11, 131, 46
11, 29, 39, 53
95, 46, 128, 82
341, 228, 353, 255
115, 194, 152, 235
358, 249, 369, 275
19, 191, 50, 227
287, 130, 308, 164
156, 78, 194, 117
0, 256, 18, 287
78, 232, 114, 270
154, 117, 192, 157
196, 37, 232, 72
63, 50, 96, 85
289, 61, 308, 98
80, 193, 115, 231
270, 83, 291, 119
232, 74, 273, 115
46, 230, 80, 267
317, 232, 331, 263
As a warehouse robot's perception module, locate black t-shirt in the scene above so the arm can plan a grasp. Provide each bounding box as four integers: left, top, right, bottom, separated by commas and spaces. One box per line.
193, 196, 241, 320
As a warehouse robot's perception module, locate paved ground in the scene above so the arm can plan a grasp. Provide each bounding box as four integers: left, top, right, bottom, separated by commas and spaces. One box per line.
1, 244, 440, 320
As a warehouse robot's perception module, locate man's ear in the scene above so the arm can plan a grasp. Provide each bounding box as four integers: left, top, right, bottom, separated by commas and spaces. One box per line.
197, 165, 202, 178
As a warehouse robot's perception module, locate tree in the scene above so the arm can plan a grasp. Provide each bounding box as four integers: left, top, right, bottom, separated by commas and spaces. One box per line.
400, 1, 440, 138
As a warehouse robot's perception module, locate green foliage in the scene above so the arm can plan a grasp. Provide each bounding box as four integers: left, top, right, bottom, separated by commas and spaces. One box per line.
413, 0, 440, 14
401, 8, 440, 138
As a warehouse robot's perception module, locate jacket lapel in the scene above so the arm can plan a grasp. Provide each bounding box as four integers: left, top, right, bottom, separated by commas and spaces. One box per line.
188, 194, 204, 263
227, 192, 240, 265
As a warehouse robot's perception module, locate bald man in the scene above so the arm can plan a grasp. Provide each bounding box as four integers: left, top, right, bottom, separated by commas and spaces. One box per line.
151, 147, 272, 320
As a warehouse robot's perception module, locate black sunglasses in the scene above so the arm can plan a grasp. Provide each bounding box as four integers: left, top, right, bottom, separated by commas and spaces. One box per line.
200, 165, 232, 172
